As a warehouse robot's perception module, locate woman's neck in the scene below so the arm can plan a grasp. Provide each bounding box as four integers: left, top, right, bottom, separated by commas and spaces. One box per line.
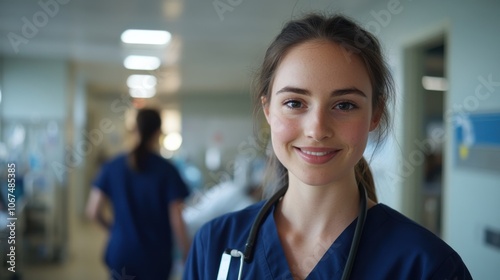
276, 171, 361, 238
274, 171, 375, 279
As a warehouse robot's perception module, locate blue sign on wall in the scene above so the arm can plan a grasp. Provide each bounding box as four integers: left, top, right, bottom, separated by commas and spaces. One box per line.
455, 112, 500, 171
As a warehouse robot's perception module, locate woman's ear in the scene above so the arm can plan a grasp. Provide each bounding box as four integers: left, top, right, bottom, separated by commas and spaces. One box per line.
261, 96, 270, 123
369, 107, 382, 132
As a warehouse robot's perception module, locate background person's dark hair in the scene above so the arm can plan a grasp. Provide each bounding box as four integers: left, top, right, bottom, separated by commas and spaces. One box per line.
130, 108, 162, 172
253, 13, 395, 202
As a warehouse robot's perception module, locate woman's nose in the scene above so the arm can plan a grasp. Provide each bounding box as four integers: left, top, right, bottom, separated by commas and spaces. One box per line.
304, 108, 333, 142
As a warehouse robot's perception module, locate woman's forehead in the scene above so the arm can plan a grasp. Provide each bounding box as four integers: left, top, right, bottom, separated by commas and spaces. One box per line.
271, 40, 373, 97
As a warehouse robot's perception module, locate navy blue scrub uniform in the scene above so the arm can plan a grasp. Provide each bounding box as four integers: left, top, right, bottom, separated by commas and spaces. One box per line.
184, 202, 472, 279
94, 153, 190, 280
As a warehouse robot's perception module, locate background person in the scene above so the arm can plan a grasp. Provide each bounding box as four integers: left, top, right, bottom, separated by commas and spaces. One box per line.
86, 108, 190, 280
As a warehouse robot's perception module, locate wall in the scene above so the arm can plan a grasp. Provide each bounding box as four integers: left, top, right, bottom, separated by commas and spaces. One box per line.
68, 70, 89, 218
2, 57, 67, 120
0, 57, 69, 182
179, 92, 255, 189
347, 0, 500, 278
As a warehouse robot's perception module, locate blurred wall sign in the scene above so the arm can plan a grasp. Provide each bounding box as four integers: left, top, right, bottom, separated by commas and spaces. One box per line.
454, 112, 500, 172
205, 147, 221, 171
205, 132, 223, 171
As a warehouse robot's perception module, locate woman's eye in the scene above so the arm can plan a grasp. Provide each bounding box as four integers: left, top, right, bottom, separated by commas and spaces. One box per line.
284, 100, 303, 109
335, 102, 356, 111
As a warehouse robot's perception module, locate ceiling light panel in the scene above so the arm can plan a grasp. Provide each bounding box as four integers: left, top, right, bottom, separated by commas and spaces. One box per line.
124, 55, 161, 70
127, 75, 157, 89
129, 88, 156, 98
121, 29, 172, 45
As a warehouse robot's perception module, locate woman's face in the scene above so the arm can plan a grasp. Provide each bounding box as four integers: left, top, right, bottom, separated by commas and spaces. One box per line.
263, 40, 379, 187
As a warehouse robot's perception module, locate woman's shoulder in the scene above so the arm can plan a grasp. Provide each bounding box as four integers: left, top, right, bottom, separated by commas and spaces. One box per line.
370, 204, 454, 251
360, 204, 472, 279
365, 204, 472, 278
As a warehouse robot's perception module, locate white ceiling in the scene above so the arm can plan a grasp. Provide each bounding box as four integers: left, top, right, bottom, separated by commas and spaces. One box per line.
0, 0, 374, 96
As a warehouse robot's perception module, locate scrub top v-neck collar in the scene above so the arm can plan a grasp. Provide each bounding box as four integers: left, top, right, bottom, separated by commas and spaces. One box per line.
257, 203, 363, 280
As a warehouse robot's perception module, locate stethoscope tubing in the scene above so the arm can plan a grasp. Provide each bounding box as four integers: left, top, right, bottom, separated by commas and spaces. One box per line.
243, 185, 288, 262
341, 184, 367, 280
225, 183, 367, 280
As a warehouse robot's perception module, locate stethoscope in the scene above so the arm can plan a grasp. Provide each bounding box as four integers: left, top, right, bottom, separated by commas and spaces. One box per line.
217, 183, 368, 280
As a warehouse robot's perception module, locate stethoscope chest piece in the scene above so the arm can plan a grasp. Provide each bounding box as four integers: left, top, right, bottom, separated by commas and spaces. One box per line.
217, 249, 245, 280
216, 250, 232, 280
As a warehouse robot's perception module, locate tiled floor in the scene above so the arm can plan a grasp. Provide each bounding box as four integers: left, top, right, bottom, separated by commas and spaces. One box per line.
19, 217, 183, 280
21, 218, 109, 280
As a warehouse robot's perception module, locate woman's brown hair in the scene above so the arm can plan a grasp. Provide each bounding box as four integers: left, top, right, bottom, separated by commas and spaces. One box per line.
254, 13, 395, 202
129, 108, 162, 172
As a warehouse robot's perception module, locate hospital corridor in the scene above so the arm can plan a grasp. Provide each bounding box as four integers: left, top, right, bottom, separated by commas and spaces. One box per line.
0, 0, 499, 279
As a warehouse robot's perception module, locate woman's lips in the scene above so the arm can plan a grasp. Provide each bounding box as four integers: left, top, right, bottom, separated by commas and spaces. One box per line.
294, 147, 340, 164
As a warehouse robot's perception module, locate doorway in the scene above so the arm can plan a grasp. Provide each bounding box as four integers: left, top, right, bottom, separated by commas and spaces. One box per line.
403, 32, 447, 236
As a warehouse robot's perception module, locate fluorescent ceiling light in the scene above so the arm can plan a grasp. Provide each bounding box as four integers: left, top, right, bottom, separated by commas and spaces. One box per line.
124, 55, 161, 70
127, 75, 157, 89
129, 88, 156, 98
422, 76, 448, 91
121, 29, 172, 45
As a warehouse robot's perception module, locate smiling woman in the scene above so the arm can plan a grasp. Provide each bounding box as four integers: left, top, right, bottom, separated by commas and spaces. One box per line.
263, 40, 376, 191
183, 13, 472, 280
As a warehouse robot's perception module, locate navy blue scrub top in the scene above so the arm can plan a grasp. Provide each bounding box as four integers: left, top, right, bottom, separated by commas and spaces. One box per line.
94, 153, 190, 279
184, 202, 472, 279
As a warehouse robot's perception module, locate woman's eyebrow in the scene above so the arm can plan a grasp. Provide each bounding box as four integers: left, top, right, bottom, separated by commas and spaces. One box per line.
333, 87, 367, 98
276, 86, 367, 98
276, 86, 310, 95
